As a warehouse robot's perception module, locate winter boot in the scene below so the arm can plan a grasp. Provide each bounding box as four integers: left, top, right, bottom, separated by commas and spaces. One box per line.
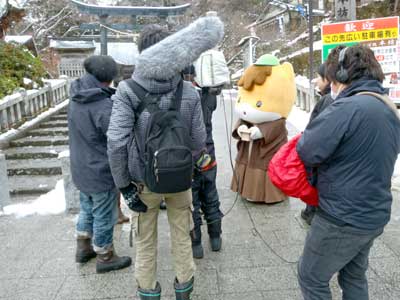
159, 199, 167, 210
190, 226, 203, 259
75, 238, 96, 263
137, 282, 161, 300
208, 219, 222, 252
96, 247, 132, 273
174, 277, 194, 300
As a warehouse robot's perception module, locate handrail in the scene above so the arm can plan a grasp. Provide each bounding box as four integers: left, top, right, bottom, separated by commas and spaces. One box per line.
0, 79, 70, 133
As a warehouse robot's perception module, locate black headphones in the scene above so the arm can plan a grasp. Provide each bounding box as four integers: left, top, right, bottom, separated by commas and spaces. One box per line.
335, 47, 349, 83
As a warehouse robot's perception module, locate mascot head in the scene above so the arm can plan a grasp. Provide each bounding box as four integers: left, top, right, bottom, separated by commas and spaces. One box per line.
236, 54, 296, 124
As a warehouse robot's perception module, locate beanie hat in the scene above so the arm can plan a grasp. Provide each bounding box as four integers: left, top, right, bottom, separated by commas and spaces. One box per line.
83, 55, 118, 83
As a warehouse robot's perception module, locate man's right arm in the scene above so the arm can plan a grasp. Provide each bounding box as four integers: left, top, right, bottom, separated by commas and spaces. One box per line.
107, 83, 135, 188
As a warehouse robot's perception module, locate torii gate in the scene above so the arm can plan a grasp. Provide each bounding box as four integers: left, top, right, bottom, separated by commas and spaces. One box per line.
71, 0, 191, 55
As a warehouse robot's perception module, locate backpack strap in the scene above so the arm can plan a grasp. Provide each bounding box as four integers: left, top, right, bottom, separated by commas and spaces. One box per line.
169, 80, 184, 111
125, 79, 160, 116
356, 92, 400, 120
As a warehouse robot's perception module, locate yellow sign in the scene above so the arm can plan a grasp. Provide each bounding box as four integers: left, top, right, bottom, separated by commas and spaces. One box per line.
323, 28, 398, 44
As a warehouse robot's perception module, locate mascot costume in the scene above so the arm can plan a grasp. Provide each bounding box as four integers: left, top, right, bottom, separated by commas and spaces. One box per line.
231, 54, 296, 203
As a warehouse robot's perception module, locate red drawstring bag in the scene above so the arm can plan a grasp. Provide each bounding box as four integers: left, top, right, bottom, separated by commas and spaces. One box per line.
268, 133, 318, 206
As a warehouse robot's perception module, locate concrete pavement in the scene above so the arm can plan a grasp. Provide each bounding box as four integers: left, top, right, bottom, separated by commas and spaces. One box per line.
0, 96, 399, 299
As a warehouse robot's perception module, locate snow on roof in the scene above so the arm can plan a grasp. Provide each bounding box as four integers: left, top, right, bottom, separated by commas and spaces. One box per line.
50, 40, 96, 50
4, 35, 32, 44
0, 0, 7, 18
94, 42, 138, 65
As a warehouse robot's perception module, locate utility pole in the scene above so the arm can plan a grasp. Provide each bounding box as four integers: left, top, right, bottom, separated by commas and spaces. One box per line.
308, 0, 314, 111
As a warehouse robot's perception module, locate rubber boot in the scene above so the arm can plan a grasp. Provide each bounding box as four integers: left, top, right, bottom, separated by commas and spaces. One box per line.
160, 199, 167, 210
75, 238, 96, 263
190, 226, 203, 259
138, 282, 161, 300
208, 219, 222, 252
96, 247, 132, 273
174, 277, 194, 300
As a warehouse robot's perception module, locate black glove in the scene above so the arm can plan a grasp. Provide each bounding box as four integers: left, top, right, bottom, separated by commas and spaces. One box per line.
120, 183, 148, 213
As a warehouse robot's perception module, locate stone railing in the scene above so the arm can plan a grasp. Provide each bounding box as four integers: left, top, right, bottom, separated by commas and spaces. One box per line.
59, 63, 86, 79
0, 79, 70, 133
295, 75, 316, 113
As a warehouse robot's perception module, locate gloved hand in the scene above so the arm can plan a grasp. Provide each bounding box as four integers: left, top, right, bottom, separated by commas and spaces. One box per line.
237, 124, 249, 140
249, 126, 263, 140
196, 152, 212, 170
120, 183, 148, 213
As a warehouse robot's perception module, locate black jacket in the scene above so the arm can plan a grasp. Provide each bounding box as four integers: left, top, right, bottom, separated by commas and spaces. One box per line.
68, 74, 116, 193
309, 87, 334, 123
307, 88, 334, 186
297, 79, 400, 230
200, 87, 218, 160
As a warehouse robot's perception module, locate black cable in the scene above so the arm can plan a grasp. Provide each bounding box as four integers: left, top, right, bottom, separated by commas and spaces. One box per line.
219, 87, 298, 265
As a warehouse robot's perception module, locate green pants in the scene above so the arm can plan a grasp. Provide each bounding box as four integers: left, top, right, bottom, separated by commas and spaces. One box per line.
133, 187, 196, 289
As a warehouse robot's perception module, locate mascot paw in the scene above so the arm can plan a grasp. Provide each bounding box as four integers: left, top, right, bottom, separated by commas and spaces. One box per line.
237, 124, 249, 140
249, 126, 263, 140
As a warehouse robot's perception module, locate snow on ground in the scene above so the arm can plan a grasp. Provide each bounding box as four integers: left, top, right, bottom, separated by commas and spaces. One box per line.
3, 180, 66, 218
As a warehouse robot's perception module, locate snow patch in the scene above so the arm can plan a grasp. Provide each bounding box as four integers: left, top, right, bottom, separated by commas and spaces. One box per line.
3, 180, 66, 218
58, 150, 70, 159
23, 78, 32, 85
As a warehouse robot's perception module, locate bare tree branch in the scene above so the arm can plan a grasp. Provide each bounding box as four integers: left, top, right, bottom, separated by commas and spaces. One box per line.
32, 7, 70, 38
35, 10, 73, 39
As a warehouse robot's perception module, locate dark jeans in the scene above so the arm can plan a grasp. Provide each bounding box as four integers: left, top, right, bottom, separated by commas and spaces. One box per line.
191, 166, 223, 239
298, 214, 383, 300
76, 189, 118, 251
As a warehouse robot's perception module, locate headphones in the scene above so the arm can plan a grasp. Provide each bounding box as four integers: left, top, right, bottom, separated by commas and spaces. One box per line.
335, 47, 349, 83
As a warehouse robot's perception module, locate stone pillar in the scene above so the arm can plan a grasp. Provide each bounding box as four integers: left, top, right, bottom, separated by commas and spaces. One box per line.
100, 15, 108, 56
0, 153, 10, 210
59, 151, 80, 214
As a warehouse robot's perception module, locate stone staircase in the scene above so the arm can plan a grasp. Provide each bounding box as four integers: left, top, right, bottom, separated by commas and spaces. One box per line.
3, 110, 69, 203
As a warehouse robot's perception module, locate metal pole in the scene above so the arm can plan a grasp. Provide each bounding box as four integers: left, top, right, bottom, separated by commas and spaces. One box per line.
100, 15, 108, 55
308, 0, 314, 112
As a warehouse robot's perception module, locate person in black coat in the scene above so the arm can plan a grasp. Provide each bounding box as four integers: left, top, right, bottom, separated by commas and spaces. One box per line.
297, 45, 400, 300
69, 55, 132, 273
181, 65, 224, 259
300, 63, 334, 225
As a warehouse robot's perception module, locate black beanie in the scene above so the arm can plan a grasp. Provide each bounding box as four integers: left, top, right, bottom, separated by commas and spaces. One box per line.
83, 55, 118, 83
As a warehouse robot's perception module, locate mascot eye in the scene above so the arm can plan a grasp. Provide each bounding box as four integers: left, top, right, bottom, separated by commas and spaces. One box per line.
256, 101, 263, 108
237, 97, 241, 103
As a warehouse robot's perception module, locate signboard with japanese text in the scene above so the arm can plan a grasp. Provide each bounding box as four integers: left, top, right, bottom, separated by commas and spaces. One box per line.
335, 0, 356, 22
321, 16, 399, 74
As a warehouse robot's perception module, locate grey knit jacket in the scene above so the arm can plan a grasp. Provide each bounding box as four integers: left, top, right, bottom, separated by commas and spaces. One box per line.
107, 73, 206, 188
107, 15, 224, 188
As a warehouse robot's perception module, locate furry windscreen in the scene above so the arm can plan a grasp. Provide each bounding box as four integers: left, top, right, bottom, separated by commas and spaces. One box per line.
135, 16, 224, 80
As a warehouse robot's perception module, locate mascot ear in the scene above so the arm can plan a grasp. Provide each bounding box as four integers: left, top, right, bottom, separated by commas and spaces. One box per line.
238, 65, 272, 91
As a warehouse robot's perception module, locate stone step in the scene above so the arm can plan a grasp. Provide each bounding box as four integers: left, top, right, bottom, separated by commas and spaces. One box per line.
9, 194, 40, 204
49, 115, 68, 121
8, 175, 62, 195
4, 145, 68, 160
29, 127, 69, 137
39, 121, 68, 128
7, 158, 62, 176
9, 136, 69, 147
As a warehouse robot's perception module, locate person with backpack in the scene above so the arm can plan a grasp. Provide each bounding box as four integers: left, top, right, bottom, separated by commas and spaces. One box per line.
107, 16, 224, 300
297, 45, 400, 300
68, 55, 132, 273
